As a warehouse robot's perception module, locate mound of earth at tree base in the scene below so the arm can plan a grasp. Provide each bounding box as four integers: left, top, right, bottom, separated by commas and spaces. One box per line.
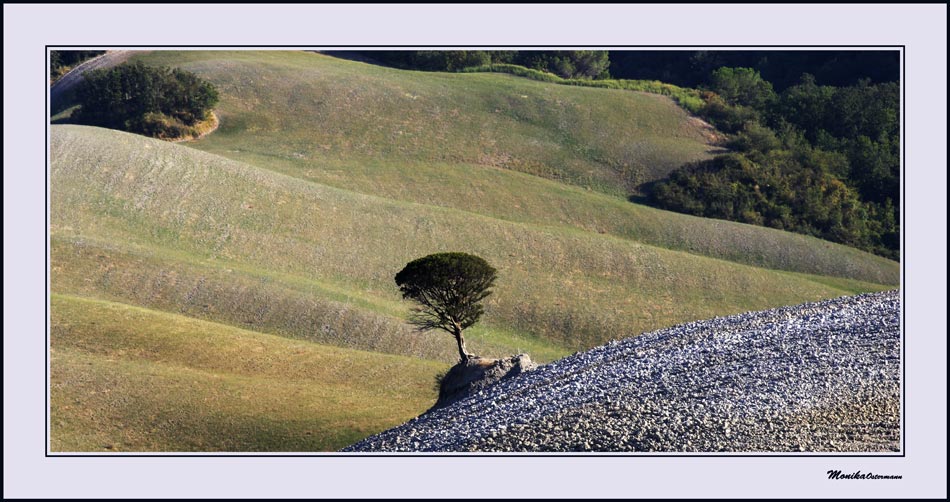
343, 290, 900, 452
431, 354, 538, 412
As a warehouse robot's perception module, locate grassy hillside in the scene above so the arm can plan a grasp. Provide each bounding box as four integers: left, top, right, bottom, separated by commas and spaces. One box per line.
50, 294, 444, 452
50, 235, 568, 363
52, 125, 893, 354
129, 50, 717, 196
125, 51, 898, 284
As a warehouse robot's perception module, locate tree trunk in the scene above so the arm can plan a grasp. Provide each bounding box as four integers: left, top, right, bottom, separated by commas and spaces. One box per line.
453, 327, 469, 363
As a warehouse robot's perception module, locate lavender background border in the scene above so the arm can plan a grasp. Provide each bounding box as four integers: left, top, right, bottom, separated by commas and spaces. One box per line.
4, 3, 946, 499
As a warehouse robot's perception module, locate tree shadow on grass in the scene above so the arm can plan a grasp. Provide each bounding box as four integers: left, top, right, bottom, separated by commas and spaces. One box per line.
628, 179, 662, 205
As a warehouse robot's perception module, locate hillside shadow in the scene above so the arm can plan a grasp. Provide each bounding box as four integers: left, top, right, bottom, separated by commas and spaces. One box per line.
311, 51, 394, 68
628, 179, 663, 205
50, 88, 79, 116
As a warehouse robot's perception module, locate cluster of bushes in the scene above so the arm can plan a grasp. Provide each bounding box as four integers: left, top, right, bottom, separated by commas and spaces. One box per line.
367, 51, 498, 72
648, 68, 899, 259
365, 50, 610, 79
514, 51, 611, 79
72, 62, 219, 139
49, 50, 105, 82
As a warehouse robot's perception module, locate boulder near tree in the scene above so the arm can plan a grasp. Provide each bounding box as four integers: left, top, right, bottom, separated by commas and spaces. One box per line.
394, 252, 498, 363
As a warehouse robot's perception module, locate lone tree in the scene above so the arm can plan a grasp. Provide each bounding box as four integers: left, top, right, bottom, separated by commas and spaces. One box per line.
394, 252, 497, 363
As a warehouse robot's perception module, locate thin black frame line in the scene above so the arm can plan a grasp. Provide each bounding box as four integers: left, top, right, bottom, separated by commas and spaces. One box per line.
45, 44, 907, 458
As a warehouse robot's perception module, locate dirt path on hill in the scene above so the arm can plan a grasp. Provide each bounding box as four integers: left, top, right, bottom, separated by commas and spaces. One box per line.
50, 50, 144, 113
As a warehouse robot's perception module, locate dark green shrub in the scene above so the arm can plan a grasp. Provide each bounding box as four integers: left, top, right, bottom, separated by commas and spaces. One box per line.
699, 96, 758, 133
729, 122, 782, 157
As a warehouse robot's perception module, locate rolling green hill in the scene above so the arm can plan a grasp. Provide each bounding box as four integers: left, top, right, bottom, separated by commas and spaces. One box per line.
51, 125, 895, 356
50, 50, 898, 452
129, 50, 718, 197
126, 51, 898, 284
51, 294, 443, 452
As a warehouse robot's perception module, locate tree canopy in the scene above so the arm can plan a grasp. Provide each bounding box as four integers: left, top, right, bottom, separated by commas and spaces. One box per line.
394, 252, 497, 362
709, 67, 776, 110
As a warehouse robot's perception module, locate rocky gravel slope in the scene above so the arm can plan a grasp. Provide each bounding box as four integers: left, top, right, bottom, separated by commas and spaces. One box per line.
345, 290, 900, 452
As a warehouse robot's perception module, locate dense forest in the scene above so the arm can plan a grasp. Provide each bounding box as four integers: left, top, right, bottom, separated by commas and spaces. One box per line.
607, 50, 899, 90
354, 50, 900, 259
648, 69, 899, 259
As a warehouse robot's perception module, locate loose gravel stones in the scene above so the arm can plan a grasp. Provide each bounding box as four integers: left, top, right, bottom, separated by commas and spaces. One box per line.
344, 290, 900, 453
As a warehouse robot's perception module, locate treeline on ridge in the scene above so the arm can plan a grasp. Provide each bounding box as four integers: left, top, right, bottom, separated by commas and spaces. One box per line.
354, 50, 898, 89
607, 50, 899, 91
361, 50, 611, 79
71, 62, 219, 139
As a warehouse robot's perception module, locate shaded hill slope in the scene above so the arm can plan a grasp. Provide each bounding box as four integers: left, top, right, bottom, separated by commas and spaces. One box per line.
345, 290, 900, 452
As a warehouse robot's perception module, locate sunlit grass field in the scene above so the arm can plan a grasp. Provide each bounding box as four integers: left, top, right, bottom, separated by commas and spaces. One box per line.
51, 125, 895, 352
131, 50, 717, 196
51, 295, 444, 452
